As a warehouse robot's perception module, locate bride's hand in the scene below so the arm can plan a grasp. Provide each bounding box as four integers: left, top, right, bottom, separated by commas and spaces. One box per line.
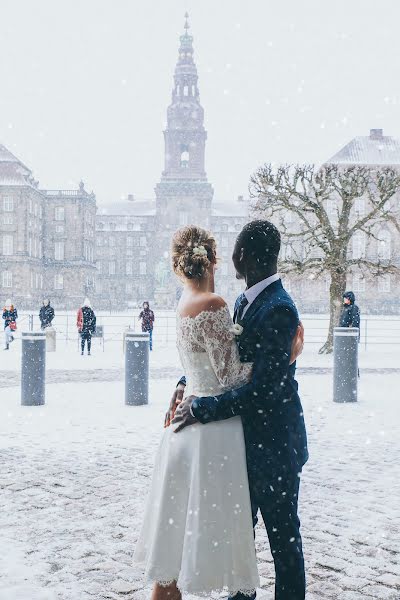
290, 321, 304, 365
164, 382, 185, 428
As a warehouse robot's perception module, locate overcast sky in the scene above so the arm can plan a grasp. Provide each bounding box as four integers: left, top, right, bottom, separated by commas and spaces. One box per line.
1, 1, 399, 205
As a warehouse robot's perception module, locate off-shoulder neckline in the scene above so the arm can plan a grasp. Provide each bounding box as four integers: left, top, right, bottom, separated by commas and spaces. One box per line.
177, 305, 229, 323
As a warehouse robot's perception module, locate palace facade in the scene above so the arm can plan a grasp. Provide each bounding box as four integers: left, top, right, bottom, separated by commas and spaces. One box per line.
1, 17, 399, 313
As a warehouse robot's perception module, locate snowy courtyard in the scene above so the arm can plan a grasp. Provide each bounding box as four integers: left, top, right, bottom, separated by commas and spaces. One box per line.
0, 340, 399, 600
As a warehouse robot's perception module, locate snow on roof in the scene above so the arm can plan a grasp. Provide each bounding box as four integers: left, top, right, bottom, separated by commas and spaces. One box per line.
327, 129, 400, 166
212, 200, 249, 218
97, 200, 156, 217
0, 143, 35, 186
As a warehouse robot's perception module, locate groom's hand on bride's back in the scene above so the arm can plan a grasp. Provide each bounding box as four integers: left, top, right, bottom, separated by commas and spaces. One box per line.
172, 396, 198, 433
290, 321, 304, 365
164, 382, 186, 428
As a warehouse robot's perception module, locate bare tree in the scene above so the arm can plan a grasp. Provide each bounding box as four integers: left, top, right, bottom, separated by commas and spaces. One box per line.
250, 164, 400, 353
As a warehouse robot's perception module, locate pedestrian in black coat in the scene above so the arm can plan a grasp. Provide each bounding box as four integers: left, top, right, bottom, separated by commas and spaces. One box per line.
77, 298, 96, 355
339, 291, 360, 332
39, 299, 55, 330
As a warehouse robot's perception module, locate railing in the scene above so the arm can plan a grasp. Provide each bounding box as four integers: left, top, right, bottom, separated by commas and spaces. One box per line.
43, 190, 84, 196
16, 312, 400, 349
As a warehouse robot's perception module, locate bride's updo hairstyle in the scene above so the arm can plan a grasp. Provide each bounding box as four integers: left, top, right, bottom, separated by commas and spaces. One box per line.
172, 225, 217, 281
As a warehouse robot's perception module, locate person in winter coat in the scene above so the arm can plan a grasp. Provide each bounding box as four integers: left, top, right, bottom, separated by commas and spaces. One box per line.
39, 299, 55, 330
339, 291, 361, 333
77, 298, 96, 355
138, 301, 155, 351
3, 299, 18, 350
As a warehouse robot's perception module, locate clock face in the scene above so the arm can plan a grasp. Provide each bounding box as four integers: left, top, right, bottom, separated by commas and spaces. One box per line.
191, 110, 198, 119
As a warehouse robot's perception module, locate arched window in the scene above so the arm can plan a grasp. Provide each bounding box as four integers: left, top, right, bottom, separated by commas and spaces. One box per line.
183, 85, 189, 96
378, 229, 391, 260
180, 145, 189, 168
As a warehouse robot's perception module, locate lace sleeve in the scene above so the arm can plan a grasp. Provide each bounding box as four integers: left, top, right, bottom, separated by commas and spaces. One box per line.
195, 306, 252, 390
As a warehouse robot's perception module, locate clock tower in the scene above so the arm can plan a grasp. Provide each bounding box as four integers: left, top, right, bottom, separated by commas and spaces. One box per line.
155, 13, 214, 230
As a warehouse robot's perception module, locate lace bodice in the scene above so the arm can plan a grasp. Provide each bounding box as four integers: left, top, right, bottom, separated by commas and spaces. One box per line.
177, 305, 252, 397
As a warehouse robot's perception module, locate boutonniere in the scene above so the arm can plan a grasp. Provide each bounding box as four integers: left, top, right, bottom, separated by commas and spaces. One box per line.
231, 323, 244, 336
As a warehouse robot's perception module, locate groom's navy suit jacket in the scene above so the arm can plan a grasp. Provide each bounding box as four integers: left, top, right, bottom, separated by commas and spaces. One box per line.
191, 280, 309, 501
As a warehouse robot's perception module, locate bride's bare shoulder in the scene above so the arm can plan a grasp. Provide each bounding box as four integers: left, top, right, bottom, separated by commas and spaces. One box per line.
196, 293, 227, 313
178, 293, 227, 318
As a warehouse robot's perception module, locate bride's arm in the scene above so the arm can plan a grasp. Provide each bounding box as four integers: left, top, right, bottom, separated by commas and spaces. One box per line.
197, 305, 252, 389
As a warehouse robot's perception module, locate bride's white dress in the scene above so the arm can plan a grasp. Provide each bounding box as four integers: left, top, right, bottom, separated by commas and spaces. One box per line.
133, 306, 260, 596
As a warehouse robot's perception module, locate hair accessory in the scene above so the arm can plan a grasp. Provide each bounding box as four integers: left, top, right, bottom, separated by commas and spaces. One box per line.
192, 245, 208, 257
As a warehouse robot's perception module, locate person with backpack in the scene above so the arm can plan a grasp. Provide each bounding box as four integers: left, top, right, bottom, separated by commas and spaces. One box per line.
77, 298, 96, 355
138, 301, 155, 351
3, 299, 18, 351
39, 299, 55, 330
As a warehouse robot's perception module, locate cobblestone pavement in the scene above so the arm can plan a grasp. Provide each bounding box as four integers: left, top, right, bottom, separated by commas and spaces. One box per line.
0, 375, 399, 600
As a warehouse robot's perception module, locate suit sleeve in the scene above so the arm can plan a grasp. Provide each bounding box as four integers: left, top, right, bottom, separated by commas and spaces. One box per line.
191, 305, 298, 423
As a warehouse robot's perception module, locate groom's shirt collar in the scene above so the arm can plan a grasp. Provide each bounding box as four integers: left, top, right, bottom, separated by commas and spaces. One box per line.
242, 273, 280, 318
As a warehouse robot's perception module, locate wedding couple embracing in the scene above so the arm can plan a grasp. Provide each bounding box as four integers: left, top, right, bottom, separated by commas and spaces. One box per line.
134, 220, 309, 600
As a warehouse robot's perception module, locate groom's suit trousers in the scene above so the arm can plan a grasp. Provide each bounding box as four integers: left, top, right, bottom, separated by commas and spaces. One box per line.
229, 476, 305, 600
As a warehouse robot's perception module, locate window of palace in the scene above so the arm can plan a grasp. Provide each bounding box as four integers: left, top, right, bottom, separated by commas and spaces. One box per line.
378, 274, 391, 293
352, 274, 366, 292
3, 197, 14, 212
2, 234, 13, 255
54, 273, 64, 290
54, 241, 65, 261
2, 271, 12, 288
352, 231, 366, 259
377, 230, 391, 260
55, 207, 65, 221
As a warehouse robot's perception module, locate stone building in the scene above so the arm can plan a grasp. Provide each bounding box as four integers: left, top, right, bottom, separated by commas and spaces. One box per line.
280, 128, 400, 314
95, 14, 247, 309
0, 16, 247, 311
0, 144, 96, 309
3, 16, 399, 314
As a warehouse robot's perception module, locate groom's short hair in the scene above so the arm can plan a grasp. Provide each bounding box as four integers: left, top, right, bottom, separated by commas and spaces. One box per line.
238, 220, 281, 264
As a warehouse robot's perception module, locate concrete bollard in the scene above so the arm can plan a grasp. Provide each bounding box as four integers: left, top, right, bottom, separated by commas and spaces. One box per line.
21, 331, 46, 406
123, 327, 132, 354
333, 327, 359, 403
45, 327, 56, 352
125, 332, 149, 406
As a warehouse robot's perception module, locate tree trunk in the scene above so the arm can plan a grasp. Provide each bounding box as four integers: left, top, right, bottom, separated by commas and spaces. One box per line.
319, 269, 347, 354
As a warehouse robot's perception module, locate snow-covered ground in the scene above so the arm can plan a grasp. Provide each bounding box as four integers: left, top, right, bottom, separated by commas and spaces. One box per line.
0, 341, 399, 600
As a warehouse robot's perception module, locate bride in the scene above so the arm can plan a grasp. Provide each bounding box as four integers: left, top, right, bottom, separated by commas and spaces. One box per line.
134, 225, 299, 599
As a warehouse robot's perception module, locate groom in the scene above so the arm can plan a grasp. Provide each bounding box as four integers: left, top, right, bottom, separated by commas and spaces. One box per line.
172, 220, 309, 600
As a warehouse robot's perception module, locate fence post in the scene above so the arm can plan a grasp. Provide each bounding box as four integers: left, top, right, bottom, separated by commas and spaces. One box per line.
21, 331, 46, 406
125, 332, 149, 406
333, 327, 359, 403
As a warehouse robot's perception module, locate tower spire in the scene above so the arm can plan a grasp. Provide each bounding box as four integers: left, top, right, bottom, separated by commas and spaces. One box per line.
184, 12, 190, 34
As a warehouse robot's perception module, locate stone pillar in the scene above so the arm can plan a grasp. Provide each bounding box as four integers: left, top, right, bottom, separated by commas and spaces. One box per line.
21, 331, 46, 406
125, 332, 149, 406
333, 327, 359, 403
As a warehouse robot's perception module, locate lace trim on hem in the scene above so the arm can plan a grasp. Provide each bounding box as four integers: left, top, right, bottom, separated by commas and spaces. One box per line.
145, 577, 257, 598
